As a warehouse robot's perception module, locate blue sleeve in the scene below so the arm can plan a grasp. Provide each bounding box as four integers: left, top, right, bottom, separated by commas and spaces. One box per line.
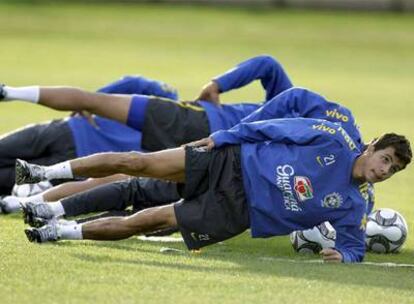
240, 87, 328, 124
213, 55, 293, 101
332, 212, 366, 263
211, 117, 332, 147
96, 75, 178, 100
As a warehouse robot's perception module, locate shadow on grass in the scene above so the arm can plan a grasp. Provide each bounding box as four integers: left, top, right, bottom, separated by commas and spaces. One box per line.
58, 232, 414, 291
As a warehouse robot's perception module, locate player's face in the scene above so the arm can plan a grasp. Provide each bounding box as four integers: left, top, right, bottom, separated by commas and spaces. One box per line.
363, 146, 404, 183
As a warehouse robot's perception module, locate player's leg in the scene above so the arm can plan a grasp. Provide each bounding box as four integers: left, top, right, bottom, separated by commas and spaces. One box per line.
16, 147, 186, 185
1, 85, 135, 125
23, 177, 180, 227
25, 203, 178, 242
42, 174, 128, 202
0, 120, 75, 196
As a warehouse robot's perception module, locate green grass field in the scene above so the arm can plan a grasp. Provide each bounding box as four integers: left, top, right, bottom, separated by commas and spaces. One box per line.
0, 3, 413, 303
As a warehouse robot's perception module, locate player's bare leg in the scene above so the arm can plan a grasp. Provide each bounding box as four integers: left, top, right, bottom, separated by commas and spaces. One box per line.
24, 203, 178, 243
42, 174, 129, 202
16, 148, 186, 184
38, 87, 132, 124
82, 204, 177, 240
1, 85, 132, 125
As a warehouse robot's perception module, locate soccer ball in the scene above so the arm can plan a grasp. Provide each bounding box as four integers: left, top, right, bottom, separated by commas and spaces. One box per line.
11, 181, 52, 197
365, 208, 408, 253
290, 221, 336, 254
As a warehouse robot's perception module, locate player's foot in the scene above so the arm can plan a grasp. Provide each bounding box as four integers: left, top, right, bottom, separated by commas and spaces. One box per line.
15, 159, 46, 185
25, 222, 59, 243
22, 202, 55, 228
0, 84, 6, 100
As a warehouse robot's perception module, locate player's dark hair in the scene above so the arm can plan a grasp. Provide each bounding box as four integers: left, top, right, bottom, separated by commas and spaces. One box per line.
373, 133, 412, 168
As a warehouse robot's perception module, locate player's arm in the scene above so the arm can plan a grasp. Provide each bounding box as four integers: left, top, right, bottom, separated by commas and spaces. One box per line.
210, 117, 329, 148
331, 213, 367, 263
97, 75, 178, 100
240, 87, 327, 124
196, 55, 293, 104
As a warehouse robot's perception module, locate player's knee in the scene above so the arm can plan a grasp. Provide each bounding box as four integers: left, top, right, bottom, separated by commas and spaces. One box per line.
112, 151, 146, 174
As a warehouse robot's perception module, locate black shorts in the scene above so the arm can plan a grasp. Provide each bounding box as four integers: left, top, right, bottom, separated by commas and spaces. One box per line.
141, 97, 210, 151
174, 145, 250, 250
0, 119, 77, 193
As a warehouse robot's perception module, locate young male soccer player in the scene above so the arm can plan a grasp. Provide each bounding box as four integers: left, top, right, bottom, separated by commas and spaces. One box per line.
19, 118, 412, 263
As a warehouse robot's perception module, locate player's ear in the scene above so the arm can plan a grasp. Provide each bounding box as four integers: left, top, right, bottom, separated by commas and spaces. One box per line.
365, 141, 375, 155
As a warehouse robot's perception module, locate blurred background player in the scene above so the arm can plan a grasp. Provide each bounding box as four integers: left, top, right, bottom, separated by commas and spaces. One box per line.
0, 75, 178, 196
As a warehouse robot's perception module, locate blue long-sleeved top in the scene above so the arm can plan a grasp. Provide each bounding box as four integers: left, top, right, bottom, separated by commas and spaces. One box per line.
199, 55, 293, 132
202, 56, 374, 213
68, 76, 178, 156
211, 118, 368, 263
199, 56, 362, 147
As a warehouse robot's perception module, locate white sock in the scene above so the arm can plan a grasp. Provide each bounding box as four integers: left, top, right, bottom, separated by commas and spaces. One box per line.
48, 201, 66, 217
1, 196, 22, 213
58, 219, 77, 226
3, 86, 40, 103
20, 193, 45, 204
44, 161, 74, 180
58, 223, 83, 240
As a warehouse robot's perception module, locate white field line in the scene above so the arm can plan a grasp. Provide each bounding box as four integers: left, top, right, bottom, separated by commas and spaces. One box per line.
259, 257, 414, 268
137, 235, 184, 243
137, 236, 414, 267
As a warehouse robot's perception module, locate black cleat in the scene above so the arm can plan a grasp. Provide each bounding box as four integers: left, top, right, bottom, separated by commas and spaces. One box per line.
25, 228, 42, 243
15, 159, 46, 185
0, 84, 6, 100
24, 223, 59, 243
22, 202, 54, 227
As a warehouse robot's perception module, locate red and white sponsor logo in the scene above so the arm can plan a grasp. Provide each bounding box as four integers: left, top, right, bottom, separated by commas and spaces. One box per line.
294, 176, 313, 202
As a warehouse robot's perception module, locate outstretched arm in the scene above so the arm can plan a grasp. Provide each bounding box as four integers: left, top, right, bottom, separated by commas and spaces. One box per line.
196, 55, 293, 104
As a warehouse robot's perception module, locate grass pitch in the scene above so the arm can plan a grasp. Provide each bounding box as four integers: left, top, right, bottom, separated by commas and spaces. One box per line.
0, 3, 413, 304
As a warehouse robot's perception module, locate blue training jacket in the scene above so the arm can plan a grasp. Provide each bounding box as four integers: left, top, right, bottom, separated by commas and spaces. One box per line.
67, 76, 178, 157
202, 55, 374, 213
211, 118, 368, 263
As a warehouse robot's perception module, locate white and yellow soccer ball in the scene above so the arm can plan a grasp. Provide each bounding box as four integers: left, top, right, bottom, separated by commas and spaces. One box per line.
11, 181, 53, 197
365, 208, 408, 253
290, 221, 336, 254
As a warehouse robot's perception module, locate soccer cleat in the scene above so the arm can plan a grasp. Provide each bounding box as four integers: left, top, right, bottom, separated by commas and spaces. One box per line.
15, 159, 46, 185
22, 202, 55, 228
0, 84, 6, 100
25, 222, 59, 243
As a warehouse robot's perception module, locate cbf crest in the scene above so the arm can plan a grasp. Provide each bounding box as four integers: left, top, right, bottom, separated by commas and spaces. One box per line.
321, 192, 343, 208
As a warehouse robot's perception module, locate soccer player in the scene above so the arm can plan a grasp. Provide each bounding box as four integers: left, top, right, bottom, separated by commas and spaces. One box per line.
0, 75, 178, 196
20, 118, 411, 263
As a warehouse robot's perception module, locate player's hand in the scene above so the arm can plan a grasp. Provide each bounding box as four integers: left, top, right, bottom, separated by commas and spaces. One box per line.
70, 110, 99, 129
320, 248, 343, 263
183, 137, 215, 151
196, 81, 221, 106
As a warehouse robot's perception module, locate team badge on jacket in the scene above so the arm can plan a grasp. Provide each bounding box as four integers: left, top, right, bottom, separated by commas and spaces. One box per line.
294, 176, 313, 202
321, 192, 343, 208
